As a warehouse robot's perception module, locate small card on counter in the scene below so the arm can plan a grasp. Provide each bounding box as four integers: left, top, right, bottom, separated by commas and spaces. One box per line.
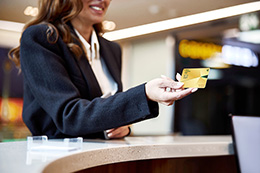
180, 68, 210, 88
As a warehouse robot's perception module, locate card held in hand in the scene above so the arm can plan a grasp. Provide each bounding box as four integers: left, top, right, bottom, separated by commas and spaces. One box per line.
180, 68, 210, 88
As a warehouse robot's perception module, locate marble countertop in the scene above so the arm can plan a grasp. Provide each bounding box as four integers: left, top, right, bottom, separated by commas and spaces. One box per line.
0, 135, 234, 173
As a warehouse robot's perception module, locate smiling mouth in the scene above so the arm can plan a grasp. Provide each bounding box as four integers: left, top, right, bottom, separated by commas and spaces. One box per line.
90, 6, 103, 11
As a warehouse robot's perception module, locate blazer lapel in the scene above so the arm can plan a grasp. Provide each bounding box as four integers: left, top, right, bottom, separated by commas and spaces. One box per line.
67, 22, 122, 96
68, 24, 103, 99
98, 37, 123, 92
77, 54, 103, 99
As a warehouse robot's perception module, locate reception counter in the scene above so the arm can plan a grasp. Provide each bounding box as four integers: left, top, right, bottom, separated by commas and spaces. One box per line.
0, 135, 237, 173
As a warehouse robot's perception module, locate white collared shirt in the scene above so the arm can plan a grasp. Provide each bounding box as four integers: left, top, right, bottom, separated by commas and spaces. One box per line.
74, 29, 118, 97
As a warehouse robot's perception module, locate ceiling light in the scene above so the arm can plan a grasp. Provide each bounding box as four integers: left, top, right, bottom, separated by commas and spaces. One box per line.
167, 9, 177, 18
222, 45, 259, 67
103, 1, 260, 41
24, 6, 38, 17
239, 13, 259, 31
102, 20, 116, 31
148, 5, 160, 15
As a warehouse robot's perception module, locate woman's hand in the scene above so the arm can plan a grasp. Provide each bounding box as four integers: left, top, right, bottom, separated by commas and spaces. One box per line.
145, 73, 197, 106
105, 125, 130, 139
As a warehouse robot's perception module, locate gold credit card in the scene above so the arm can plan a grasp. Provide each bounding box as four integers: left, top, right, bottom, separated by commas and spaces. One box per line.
180, 68, 210, 88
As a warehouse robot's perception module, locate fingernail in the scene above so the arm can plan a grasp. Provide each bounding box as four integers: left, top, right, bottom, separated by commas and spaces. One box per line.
191, 88, 198, 92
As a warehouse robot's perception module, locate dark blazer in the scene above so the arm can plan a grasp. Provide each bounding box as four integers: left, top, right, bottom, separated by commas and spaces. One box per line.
20, 24, 159, 139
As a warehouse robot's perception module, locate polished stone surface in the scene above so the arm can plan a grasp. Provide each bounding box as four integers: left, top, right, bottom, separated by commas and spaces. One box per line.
0, 135, 233, 173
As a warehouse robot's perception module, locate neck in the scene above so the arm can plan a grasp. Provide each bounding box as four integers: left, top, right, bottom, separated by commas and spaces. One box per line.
71, 19, 93, 43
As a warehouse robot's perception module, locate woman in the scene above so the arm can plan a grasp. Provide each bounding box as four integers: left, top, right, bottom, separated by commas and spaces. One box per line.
9, 0, 197, 139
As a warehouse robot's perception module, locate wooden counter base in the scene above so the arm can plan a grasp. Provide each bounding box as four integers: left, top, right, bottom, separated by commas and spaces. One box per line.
77, 155, 237, 173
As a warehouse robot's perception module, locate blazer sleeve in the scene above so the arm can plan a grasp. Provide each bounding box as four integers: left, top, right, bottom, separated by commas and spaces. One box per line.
20, 24, 159, 137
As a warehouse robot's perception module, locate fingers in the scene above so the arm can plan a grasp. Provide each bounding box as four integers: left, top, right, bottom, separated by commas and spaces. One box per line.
160, 100, 175, 106
159, 76, 184, 90
166, 87, 198, 100
106, 126, 130, 139
145, 76, 197, 105
175, 88, 198, 100
159, 87, 198, 106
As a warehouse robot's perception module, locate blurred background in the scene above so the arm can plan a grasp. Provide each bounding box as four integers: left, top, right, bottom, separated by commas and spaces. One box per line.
0, 0, 260, 141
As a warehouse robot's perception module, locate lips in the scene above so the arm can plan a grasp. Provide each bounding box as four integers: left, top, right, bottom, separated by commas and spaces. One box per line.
90, 4, 104, 12
90, 6, 103, 11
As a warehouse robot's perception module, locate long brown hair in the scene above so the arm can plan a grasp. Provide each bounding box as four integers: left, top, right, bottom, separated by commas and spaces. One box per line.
8, 0, 104, 68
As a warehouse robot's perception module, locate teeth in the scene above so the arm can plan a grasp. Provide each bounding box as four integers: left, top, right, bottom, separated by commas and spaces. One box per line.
91, 6, 102, 11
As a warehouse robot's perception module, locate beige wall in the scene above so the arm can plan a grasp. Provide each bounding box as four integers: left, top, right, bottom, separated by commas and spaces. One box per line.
121, 36, 176, 135
0, 30, 20, 48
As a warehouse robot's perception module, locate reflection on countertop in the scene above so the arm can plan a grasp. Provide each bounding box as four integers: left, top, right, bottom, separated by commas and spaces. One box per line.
0, 135, 234, 173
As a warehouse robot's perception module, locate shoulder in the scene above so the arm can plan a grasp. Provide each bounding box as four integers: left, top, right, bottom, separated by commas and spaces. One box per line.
23, 24, 49, 33
20, 24, 66, 60
21, 24, 58, 45
22, 24, 49, 40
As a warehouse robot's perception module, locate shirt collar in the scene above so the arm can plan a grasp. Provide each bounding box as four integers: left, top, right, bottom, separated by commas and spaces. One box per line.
74, 29, 100, 61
